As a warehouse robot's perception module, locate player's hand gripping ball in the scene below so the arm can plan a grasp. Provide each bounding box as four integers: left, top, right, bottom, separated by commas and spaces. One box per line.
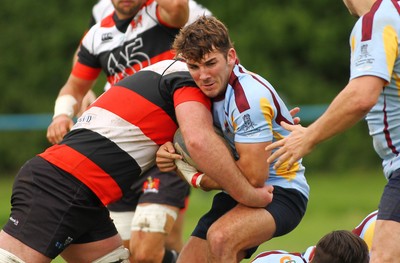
173, 128, 199, 170
173, 127, 229, 188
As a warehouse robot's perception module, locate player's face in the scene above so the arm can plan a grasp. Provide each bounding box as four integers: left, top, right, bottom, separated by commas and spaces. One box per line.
112, 0, 144, 19
186, 48, 236, 98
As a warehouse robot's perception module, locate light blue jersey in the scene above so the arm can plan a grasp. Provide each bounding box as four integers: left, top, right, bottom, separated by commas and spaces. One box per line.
212, 62, 309, 198
349, 0, 400, 178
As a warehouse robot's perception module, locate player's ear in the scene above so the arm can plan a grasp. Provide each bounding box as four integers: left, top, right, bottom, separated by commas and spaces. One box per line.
227, 48, 236, 65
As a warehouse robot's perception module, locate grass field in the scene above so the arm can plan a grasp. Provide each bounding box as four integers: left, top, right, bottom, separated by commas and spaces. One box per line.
0, 168, 386, 262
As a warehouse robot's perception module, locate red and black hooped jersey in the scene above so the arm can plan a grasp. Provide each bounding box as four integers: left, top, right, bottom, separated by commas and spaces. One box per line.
73, 0, 180, 85
40, 60, 211, 205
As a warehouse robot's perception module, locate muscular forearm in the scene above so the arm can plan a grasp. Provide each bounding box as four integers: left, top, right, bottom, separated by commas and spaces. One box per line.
306, 78, 380, 146
176, 101, 272, 207
198, 174, 222, 191
186, 131, 268, 206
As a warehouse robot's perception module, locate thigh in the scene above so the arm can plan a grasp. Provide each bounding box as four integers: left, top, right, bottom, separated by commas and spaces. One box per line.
370, 220, 400, 263
267, 186, 308, 237
166, 209, 186, 251
195, 187, 307, 259
192, 192, 238, 240
208, 204, 275, 249
176, 236, 208, 263
3, 157, 118, 259
61, 234, 123, 263
0, 230, 51, 263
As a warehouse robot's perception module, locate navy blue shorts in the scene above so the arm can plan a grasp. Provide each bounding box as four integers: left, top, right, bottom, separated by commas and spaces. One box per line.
107, 165, 190, 212
3, 156, 118, 259
191, 186, 308, 258
378, 168, 400, 222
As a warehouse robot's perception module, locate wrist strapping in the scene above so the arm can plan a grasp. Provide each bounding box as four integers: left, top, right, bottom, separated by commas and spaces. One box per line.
53, 94, 77, 119
191, 172, 204, 188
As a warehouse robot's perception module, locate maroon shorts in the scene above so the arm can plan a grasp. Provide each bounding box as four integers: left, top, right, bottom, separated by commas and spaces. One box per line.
3, 156, 118, 259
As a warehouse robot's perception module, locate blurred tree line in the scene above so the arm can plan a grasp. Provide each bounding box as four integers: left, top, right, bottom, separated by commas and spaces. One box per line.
0, 0, 381, 176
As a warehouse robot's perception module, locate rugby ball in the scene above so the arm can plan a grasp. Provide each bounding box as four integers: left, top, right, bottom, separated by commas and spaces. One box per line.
173, 128, 198, 169
173, 126, 227, 170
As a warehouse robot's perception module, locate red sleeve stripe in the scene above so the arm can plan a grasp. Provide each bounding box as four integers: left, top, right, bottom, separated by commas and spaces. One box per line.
72, 61, 102, 80
173, 87, 211, 110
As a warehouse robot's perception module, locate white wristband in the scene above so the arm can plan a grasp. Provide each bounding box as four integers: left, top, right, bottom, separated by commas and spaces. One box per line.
53, 95, 77, 119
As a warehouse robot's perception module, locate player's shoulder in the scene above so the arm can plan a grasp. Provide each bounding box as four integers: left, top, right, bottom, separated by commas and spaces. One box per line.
353, 210, 378, 232
251, 250, 307, 263
92, 0, 114, 23
142, 60, 189, 75
363, 0, 400, 28
352, 210, 378, 251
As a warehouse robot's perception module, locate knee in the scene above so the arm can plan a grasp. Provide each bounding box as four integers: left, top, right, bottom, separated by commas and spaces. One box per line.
206, 228, 232, 256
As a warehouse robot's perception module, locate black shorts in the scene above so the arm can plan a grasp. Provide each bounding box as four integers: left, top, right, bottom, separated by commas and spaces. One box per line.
378, 168, 400, 222
107, 165, 190, 212
191, 186, 308, 259
2, 156, 118, 259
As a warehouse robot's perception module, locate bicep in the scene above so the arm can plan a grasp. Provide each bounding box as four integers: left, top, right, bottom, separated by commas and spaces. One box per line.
176, 100, 213, 133
347, 76, 385, 108
235, 141, 270, 187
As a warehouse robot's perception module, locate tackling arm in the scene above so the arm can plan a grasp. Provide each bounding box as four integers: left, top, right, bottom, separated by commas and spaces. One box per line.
175, 100, 273, 208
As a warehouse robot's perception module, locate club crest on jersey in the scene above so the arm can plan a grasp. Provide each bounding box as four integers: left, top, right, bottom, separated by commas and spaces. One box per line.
101, 32, 113, 42
355, 43, 374, 71
242, 114, 255, 131
143, 176, 160, 193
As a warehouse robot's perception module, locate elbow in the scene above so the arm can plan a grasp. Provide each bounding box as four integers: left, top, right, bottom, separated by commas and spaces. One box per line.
185, 134, 205, 154
247, 175, 267, 188
356, 98, 376, 115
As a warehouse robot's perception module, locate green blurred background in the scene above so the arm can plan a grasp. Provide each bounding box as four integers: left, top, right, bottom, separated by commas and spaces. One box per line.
0, 0, 385, 262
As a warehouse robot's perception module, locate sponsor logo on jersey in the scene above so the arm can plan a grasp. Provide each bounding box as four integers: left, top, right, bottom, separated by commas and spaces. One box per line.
101, 32, 113, 42
143, 176, 160, 194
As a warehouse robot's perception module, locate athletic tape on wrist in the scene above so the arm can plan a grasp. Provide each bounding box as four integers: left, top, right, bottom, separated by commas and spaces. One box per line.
53, 94, 77, 119
191, 172, 204, 188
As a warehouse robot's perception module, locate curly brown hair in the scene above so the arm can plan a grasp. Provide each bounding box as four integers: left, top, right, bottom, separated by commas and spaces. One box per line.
172, 15, 233, 62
